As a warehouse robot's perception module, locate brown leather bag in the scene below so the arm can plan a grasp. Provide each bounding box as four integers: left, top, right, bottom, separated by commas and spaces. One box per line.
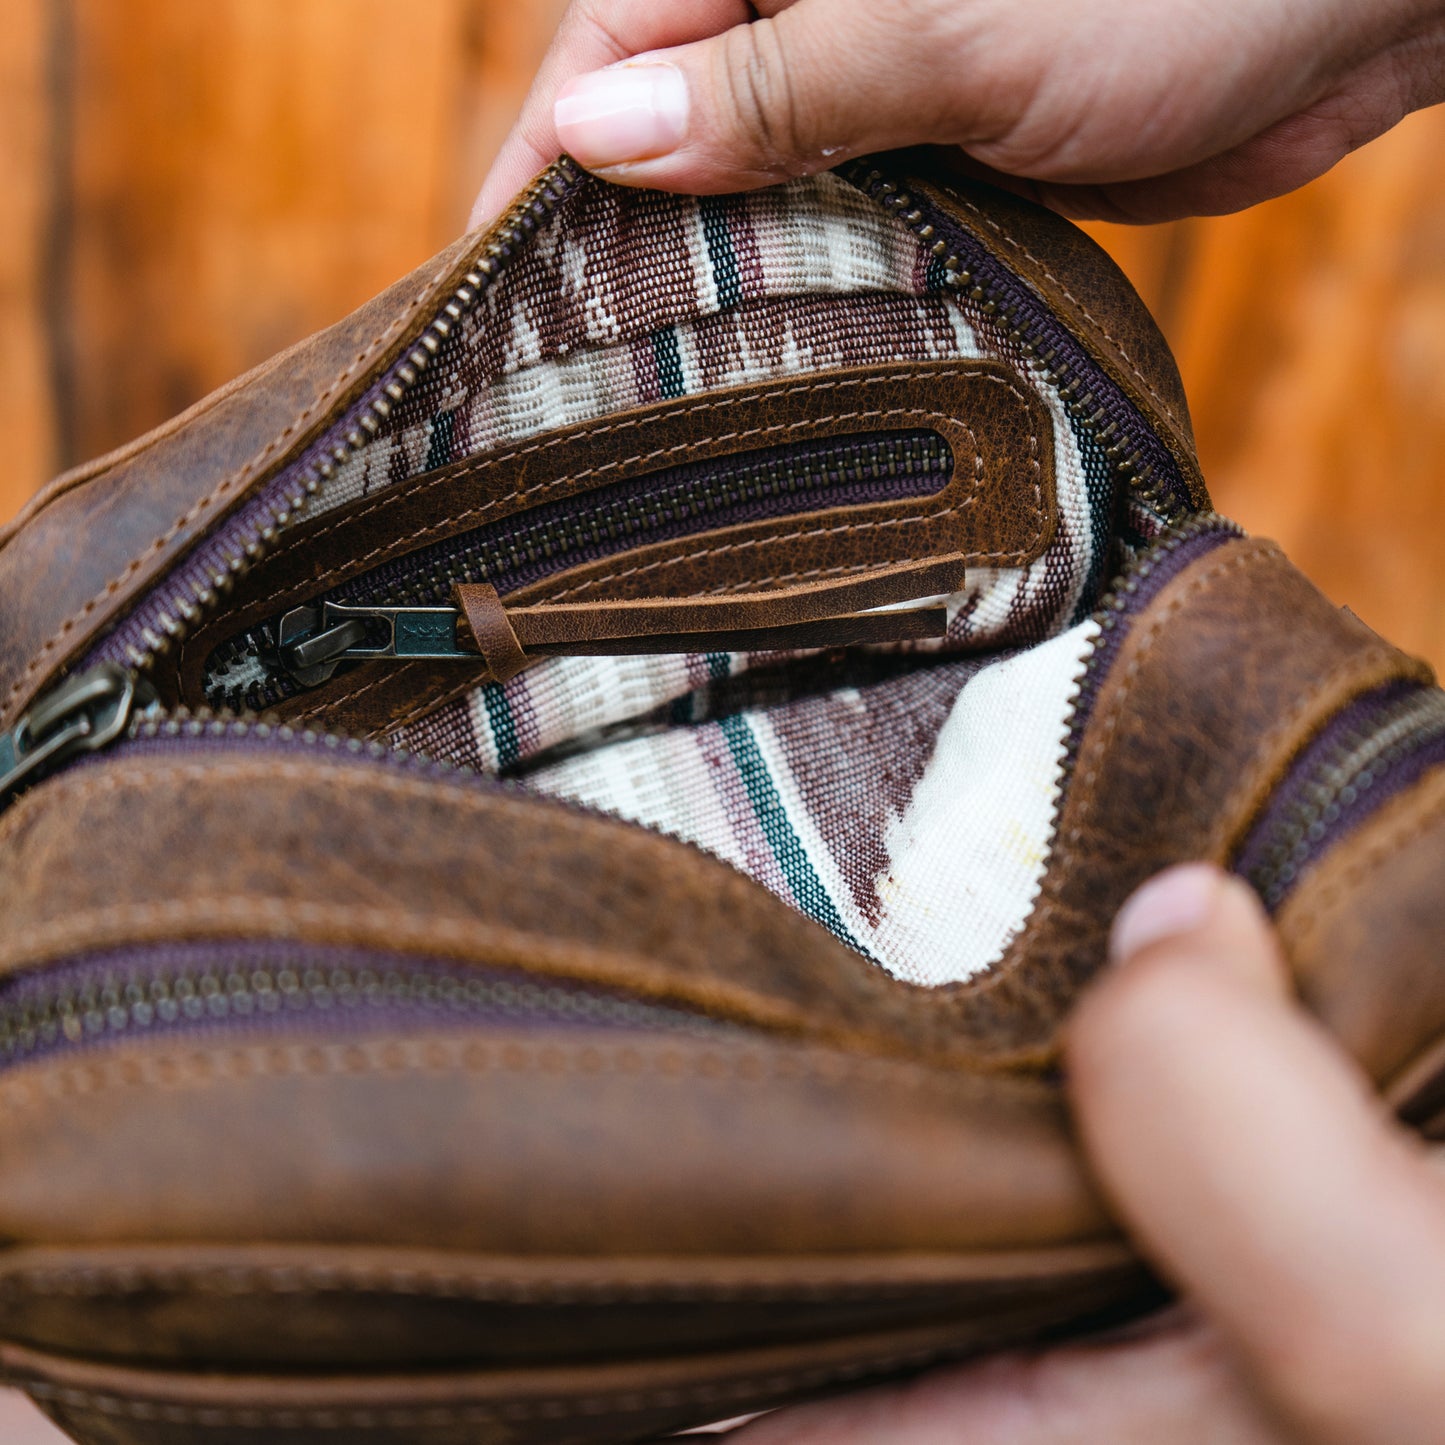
0, 153, 1442, 1445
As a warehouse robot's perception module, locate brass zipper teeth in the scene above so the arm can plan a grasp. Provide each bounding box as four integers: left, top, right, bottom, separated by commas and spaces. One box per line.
116, 158, 586, 677
202, 430, 953, 706
1248, 689, 1445, 907
0, 957, 713, 1065
851, 166, 1181, 516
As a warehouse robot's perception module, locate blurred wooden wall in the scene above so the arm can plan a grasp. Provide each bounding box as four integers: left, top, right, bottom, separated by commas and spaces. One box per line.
2, 0, 1443, 669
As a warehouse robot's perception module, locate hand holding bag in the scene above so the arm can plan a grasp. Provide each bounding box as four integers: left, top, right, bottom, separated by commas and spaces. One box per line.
0, 153, 1442, 1445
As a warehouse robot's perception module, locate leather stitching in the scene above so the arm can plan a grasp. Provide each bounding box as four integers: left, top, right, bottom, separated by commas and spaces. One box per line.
0, 1037, 969, 1113
0, 1262, 1055, 1302
288, 665, 476, 731
937, 184, 1182, 430
20, 1341, 948, 1427
264, 367, 1043, 576
1281, 768, 1445, 957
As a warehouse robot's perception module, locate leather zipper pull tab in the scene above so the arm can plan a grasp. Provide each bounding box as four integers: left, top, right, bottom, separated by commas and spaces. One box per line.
274, 557, 968, 689
452, 583, 531, 682
0, 664, 154, 807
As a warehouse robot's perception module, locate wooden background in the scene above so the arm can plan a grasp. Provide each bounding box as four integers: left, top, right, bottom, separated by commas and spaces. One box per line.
2, 0, 1444, 676
0, 6, 1442, 1439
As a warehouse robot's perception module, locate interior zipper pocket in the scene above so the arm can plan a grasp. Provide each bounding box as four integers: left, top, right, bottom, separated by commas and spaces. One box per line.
200, 427, 964, 711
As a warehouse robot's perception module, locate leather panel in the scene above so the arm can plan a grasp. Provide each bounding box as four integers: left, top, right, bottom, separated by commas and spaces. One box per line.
0, 232, 488, 730
0, 1028, 1106, 1262
944, 539, 1433, 1067
169, 361, 1055, 715
0, 748, 1047, 1067
0, 1241, 1139, 1369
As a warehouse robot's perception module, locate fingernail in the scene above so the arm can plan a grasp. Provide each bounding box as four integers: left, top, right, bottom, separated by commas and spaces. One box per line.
1110, 864, 1224, 964
554, 63, 689, 169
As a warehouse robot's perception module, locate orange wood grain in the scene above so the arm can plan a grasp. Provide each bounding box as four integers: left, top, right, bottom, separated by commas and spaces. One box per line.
0, 3, 1441, 669
1084, 106, 1445, 669
0, 0, 59, 524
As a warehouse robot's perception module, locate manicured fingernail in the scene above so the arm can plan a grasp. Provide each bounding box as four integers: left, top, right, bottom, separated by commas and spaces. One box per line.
554, 63, 689, 169
1110, 864, 1223, 964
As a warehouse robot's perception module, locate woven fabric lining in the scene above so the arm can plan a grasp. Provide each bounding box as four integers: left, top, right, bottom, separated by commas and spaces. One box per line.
349, 172, 1140, 982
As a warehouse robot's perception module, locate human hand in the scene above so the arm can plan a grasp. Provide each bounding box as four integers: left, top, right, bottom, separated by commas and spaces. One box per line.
720, 865, 1445, 1443
470, 0, 1445, 226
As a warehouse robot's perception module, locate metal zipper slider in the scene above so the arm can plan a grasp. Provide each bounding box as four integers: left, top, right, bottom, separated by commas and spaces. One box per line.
0, 663, 155, 806
275, 601, 470, 686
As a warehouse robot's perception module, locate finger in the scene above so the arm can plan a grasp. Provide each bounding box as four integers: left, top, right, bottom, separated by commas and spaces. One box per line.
1029, 72, 1409, 223
727, 1313, 1283, 1444
549, 0, 1013, 193
469, 0, 753, 228
1069, 864, 1445, 1443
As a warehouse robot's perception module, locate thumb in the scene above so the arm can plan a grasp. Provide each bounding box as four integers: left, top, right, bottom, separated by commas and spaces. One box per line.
552, 1, 991, 192
1068, 864, 1445, 1443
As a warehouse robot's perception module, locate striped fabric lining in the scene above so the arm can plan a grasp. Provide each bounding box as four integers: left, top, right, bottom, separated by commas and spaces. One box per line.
369, 171, 1151, 981
526, 625, 1099, 983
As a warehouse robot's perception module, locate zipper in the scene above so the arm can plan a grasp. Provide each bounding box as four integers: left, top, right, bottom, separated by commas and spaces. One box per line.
1236, 682, 1445, 910
0, 663, 158, 807
0, 940, 725, 1076
201, 426, 958, 711
840, 162, 1194, 523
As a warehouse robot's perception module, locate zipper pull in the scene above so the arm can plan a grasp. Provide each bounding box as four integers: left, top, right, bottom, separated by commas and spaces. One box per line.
273, 557, 970, 690
274, 601, 473, 687
0, 663, 156, 806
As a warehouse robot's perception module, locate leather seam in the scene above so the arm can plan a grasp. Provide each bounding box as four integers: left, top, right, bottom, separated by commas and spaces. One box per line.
20, 1342, 947, 1427
267, 366, 1042, 576
289, 665, 478, 732
0, 1038, 967, 1113
0, 1267, 978, 1302
4, 246, 483, 720
939, 185, 1182, 430
1204, 648, 1426, 860
0, 757, 525, 847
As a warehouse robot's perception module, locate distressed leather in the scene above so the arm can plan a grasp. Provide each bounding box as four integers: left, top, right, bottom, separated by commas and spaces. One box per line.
975, 538, 1436, 1067
169, 360, 1055, 723
2, 155, 1443, 1445
0, 230, 487, 730
1282, 766, 1445, 1103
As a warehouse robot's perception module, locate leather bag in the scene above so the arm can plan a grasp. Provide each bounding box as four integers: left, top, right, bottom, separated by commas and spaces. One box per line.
1, 152, 1442, 1445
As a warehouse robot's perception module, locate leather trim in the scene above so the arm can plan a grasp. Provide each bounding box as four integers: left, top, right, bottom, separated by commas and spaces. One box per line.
4, 1275, 1156, 1445
169, 360, 1056, 717
942, 538, 1433, 1068
898, 151, 1207, 509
